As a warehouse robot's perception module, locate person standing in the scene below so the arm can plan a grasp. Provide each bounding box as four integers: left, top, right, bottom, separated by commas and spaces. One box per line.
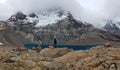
53, 36, 57, 48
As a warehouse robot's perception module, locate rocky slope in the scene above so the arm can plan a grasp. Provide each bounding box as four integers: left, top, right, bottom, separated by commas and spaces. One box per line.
34, 17, 93, 45
0, 21, 32, 47
0, 46, 119, 70
34, 18, 120, 46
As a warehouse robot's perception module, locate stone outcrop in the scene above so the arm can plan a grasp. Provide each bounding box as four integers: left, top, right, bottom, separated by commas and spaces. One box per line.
40, 48, 73, 58
0, 46, 119, 70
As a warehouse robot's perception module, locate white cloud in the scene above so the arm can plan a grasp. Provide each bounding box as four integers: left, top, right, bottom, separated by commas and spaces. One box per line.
0, 0, 120, 27
104, 0, 120, 19
0, 0, 83, 20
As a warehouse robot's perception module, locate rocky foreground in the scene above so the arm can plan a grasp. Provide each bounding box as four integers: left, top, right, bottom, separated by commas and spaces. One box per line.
0, 46, 120, 70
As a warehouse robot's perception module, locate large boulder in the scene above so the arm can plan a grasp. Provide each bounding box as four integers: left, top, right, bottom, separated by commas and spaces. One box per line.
40, 48, 73, 58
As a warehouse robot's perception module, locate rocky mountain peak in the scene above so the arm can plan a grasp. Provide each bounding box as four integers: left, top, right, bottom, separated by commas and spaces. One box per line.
28, 13, 39, 18
103, 20, 120, 31
8, 12, 27, 21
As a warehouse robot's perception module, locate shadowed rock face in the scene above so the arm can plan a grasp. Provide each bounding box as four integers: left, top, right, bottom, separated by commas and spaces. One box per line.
28, 13, 39, 18
8, 12, 26, 21
0, 46, 119, 70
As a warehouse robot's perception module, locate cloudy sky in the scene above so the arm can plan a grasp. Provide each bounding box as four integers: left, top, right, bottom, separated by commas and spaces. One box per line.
0, 0, 120, 27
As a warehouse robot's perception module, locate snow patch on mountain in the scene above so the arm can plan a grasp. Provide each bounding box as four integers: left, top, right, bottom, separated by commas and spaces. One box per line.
8, 7, 90, 28
27, 7, 69, 27
35, 13, 67, 27
103, 20, 120, 31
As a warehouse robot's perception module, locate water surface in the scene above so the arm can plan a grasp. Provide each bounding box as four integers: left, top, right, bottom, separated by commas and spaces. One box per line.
24, 43, 98, 50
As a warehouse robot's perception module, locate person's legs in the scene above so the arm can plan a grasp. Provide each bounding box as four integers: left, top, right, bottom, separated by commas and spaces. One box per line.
54, 44, 57, 48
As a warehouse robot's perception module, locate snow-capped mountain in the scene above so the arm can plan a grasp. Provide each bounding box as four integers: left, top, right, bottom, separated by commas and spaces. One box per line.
5, 7, 120, 45
35, 7, 68, 26
98, 20, 120, 42
8, 7, 73, 27
103, 20, 120, 31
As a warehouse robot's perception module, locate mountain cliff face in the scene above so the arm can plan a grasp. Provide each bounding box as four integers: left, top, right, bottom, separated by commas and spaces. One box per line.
99, 20, 120, 42
34, 17, 93, 45
7, 10, 94, 46
5, 8, 120, 47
